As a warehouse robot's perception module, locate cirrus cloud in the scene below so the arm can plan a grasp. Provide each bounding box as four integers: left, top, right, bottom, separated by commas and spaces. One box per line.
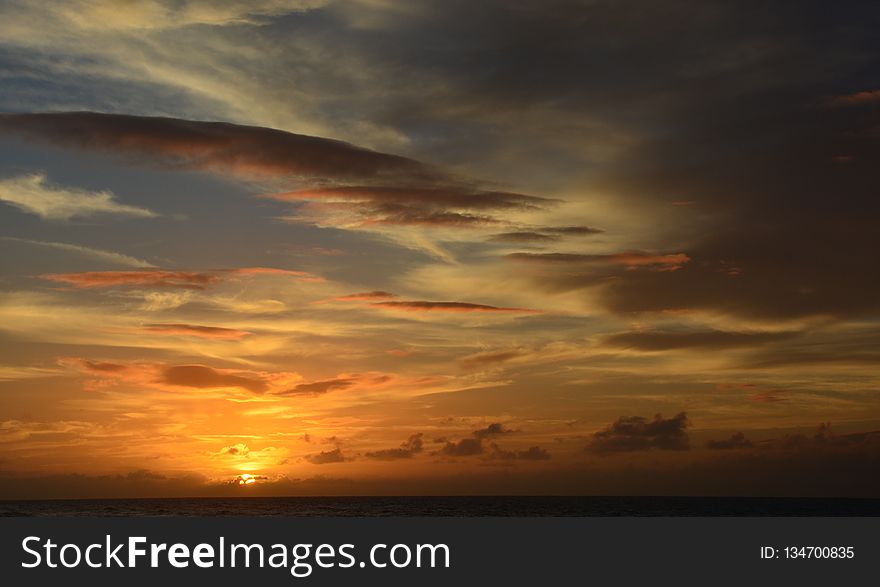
0, 173, 157, 221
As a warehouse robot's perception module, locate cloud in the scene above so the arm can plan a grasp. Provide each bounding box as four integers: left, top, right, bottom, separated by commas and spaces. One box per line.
226, 267, 318, 279
333, 291, 398, 302
0, 113, 557, 231
266, 185, 550, 211
78, 360, 128, 373
268, 184, 554, 228
603, 330, 797, 351
370, 301, 539, 313
544, 226, 605, 236
2, 237, 155, 268
305, 448, 347, 464
488, 232, 560, 243
507, 251, 690, 269
59, 357, 302, 395
438, 437, 483, 457
39, 266, 317, 289
831, 89, 880, 107
459, 349, 523, 369
588, 412, 690, 453
0, 112, 438, 183
41, 270, 221, 289
0, 173, 156, 221
489, 444, 551, 461
2, 1, 325, 33
220, 443, 250, 456
487, 226, 603, 243
161, 365, 268, 393
434, 423, 517, 457
281, 376, 356, 396
142, 323, 251, 339
364, 433, 424, 460
706, 432, 754, 450
473, 422, 515, 439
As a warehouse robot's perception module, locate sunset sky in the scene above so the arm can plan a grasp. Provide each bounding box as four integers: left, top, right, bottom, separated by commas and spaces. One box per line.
1, 0, 879, 498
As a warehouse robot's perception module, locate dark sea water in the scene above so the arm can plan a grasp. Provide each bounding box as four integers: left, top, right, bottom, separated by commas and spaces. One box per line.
1, 496, 878, 517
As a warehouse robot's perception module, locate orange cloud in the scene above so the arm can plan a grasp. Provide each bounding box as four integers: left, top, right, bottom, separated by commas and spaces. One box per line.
225, 267, 321, 281
370, 301, 540, 313
142, 323, 251, 339
40, 266, 318, 289
41, 270, 220, 289
333, 291, 398, 301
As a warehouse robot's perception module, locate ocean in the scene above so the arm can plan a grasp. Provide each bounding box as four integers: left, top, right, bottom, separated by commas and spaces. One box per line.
2, 496, 879, 517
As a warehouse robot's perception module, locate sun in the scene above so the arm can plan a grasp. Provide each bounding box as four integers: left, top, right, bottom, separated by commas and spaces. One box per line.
237, 474, 257, 486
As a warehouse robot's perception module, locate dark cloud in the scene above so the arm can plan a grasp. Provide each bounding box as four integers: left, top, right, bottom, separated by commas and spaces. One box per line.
588, 412, 690, 453
370, 301, 539, 313
438, 437, 483, 457
229, 474, 270, 486
339, 1, 880, 323
143, 323, 251, 339
161, 365, 267, 393
360, 207, 498, 227
305, 448, 347, 465
488, 226, 602, 243
488, 231, 560, 243
473, 422, 515, 439
0, 112, 438, 182
603, 330, 797, 351
507, 251, 690, 269
706, 432, 754, 450
0, 112, 556, 229
434, 423, 518, 457
364, 433, 424, 460
776, 423, 880, 451
544, 226, 604, 236
489, 444, 551, 461
280, 377, 355, 396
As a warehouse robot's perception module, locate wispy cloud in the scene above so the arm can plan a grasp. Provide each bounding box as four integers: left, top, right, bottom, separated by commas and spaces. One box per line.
3, 237, 155, 268
40, 266, 319, 289
0, 173, 156, 221
142, 323, 251, 340
41, 270, 221, 289
507, 251, 690, 269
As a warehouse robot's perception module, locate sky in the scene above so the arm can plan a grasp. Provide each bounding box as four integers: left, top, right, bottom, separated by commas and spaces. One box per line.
0, 0, 879, 499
